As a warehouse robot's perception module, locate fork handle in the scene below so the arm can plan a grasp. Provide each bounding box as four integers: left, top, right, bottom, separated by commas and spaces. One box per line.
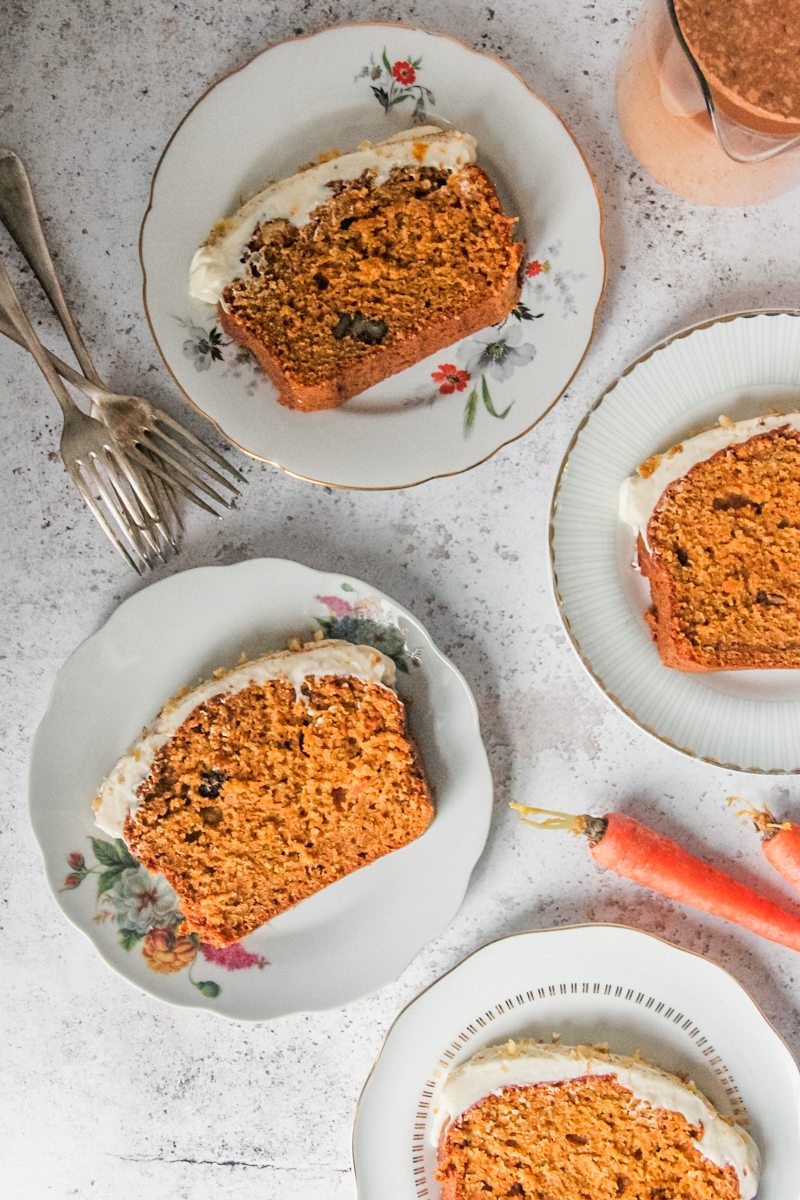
0, 254, 80, 419
0, 300, 101, 402
0, 148, 103, 387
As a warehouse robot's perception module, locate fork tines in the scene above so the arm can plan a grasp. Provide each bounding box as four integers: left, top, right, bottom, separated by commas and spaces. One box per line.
131, 414, 246, 517
77, 439, 194, 572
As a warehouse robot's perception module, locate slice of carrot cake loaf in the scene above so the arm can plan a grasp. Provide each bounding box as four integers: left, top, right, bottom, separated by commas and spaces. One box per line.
620, 412, 800, 671
189, 127, 523, 411
94, 639, 432, 945
433, 1039, 759, 1199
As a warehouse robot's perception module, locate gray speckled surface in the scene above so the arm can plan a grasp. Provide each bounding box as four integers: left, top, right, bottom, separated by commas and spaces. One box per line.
3, 1, 800, 1195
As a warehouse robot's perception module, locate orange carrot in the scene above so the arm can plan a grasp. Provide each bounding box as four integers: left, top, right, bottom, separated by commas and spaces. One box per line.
511, 803, 800, 952
728, 796, 800, 892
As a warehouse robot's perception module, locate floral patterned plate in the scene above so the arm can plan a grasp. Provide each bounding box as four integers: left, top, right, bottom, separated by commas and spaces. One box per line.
140, 22, 605, 489
28, 559, 492, 1018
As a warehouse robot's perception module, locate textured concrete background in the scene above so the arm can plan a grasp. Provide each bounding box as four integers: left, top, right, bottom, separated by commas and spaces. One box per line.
2, 0, 800, 1196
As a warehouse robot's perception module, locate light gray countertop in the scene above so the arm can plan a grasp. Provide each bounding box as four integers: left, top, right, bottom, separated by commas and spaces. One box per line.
3, 1, 799, 1196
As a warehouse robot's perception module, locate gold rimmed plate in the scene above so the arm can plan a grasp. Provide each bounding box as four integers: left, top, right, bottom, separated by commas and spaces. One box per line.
551, 309, 800, 773
139, 22, 605, 489
352, 924, 800, 1198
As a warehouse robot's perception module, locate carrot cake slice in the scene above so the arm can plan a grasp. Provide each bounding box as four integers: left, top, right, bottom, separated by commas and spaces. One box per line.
189, 127, 523, 411
619, 412, 800, 671
93, 639, 432, 945
433, 1039, 759, 1200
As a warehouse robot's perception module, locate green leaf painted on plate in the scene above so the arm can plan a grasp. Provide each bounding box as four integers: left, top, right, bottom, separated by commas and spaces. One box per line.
340, 582, 356, 592
116, 839, 139, 867
513, 300, 544, 322
481, 376, 513, 420
318, 615, 409, 671
381, 47, 392, 73
371, 85, 390, 110
96, 866, 124, 897
90, 837, 138, 869
463, 385, 479, 437
118, 928, 142, 952
90, 837, 125, 867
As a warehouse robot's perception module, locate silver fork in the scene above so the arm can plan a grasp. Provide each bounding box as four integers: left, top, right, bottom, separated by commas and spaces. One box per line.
0, 302, 244, 519
0, 148, 246, 531
0, 256, 162, 572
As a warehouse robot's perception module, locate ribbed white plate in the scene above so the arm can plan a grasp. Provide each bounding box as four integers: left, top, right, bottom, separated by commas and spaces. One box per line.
352, 925, 800, 1199
28, 559, 492, 1019
551, 310, 800, 773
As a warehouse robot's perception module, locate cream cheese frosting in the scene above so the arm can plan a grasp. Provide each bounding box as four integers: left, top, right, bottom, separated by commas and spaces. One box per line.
430, 1039, 759, 1198
619, 411, 800, 538
188, 126, 478, 305
93, 639, 396, 838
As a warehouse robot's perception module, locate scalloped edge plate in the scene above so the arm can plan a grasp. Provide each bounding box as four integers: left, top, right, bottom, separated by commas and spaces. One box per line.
140, 22, 605, 489
29, 558, 492, 1019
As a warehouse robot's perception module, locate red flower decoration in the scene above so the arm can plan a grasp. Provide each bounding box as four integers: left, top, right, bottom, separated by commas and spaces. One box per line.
392, 60, 416, 86
315, 594, 353, 619
67, 851, 85, 870
432, 364, 470, 395
62, 873, 81, 889
200, 942, 269, 971
526, 260, 543, 277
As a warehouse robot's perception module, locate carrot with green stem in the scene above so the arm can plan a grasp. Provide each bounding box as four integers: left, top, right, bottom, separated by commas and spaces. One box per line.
728, 796, 800, 892
510, 802, 800, 952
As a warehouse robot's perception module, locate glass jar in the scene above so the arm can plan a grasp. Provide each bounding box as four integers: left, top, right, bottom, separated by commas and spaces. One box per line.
615, 0, 800, 206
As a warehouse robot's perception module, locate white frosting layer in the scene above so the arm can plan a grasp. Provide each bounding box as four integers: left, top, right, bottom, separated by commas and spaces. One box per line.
431, 1040, 759, 1199
188, 126, 478, 304
93, 640, 396, 837
619, 411, 800, 536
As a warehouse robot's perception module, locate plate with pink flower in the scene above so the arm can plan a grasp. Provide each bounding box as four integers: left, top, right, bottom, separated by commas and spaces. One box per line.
141, 22, 605, 489
29, 558, 492, 1019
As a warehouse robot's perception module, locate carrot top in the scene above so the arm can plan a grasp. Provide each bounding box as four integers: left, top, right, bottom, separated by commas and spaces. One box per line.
508, 803, 607, 843
727, 795, 791, 841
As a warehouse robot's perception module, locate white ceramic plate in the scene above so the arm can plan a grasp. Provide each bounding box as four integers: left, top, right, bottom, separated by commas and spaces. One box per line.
28, 558, 492, 1019
353, 924, 800, 1199
140, 22, 605, 489
551, 310, 800, 773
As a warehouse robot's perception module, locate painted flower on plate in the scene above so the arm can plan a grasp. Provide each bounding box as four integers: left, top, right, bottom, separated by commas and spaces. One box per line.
432, 364, 471, 395
107, 866, 182, 935
142, 927, 198, 974
465, 324, 537, 381
200, 942, 269, 970
316, 587, 416, 672
315, 594, 353, 619
182, 323, 226, 370
392, 60, 416, 85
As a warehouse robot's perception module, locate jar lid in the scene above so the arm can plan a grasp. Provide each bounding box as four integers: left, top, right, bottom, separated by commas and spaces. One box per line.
674, 0, 800, 134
